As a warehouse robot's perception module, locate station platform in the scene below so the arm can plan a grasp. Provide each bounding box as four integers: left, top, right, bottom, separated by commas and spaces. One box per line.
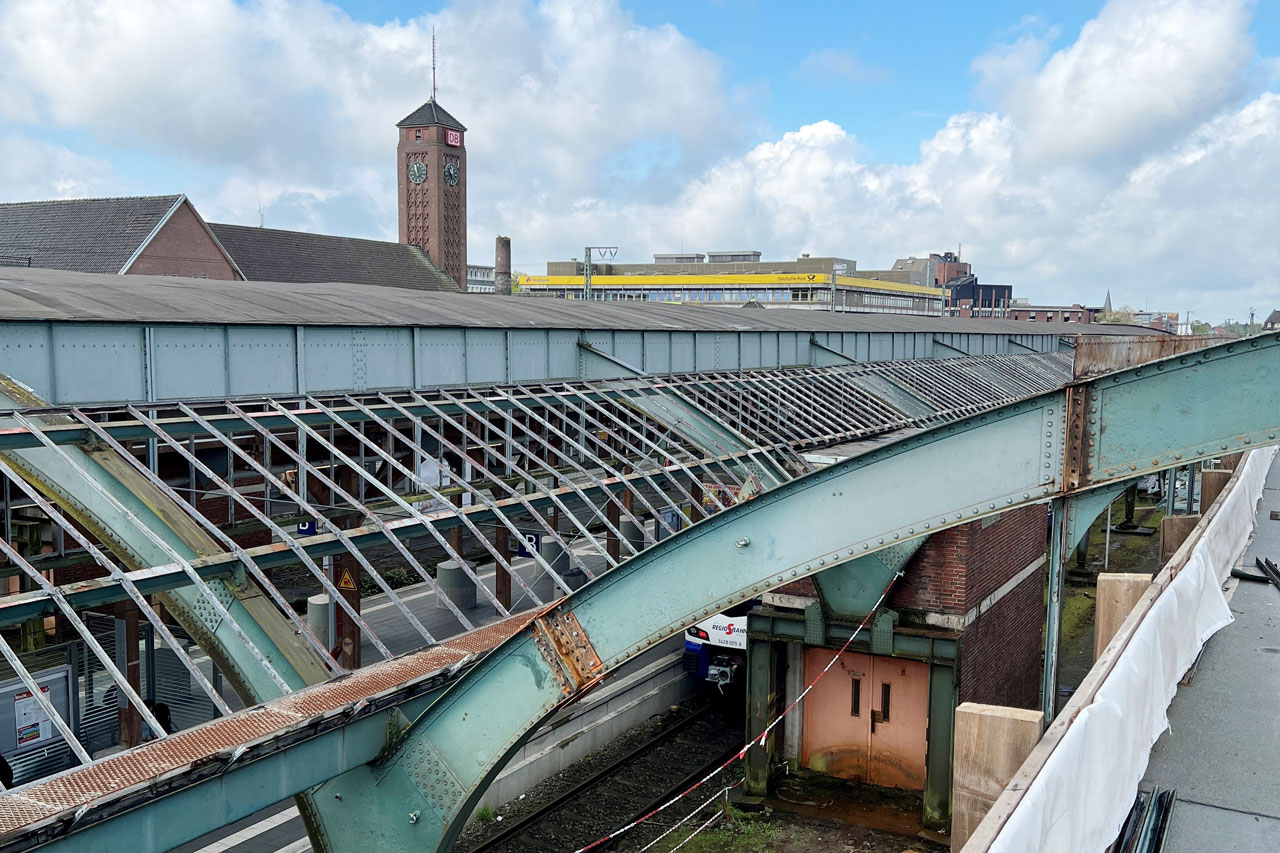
1139, 454, 1280, 848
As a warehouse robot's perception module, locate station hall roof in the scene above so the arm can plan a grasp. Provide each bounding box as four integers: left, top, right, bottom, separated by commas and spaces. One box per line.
208, 223, 458, 292
0, 267, 1166, 335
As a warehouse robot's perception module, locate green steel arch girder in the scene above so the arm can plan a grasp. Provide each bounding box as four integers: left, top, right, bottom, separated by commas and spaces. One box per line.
306, 334, 1280, 852
0, 379, 326, 703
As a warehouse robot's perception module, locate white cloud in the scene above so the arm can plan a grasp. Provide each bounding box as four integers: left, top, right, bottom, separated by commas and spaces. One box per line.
0, 0, 1276, 321
0, 0, 740, 240
997, 0, 1255, 166
0, 134, 115, 201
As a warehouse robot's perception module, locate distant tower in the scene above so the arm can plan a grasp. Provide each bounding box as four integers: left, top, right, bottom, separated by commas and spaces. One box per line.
396, 84, 467, 289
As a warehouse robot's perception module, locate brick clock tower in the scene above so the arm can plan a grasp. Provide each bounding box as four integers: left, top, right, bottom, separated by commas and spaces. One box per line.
397, 100, 467, 290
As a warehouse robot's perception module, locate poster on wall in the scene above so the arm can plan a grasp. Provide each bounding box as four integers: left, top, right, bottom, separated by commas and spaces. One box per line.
14, 686, 53, 746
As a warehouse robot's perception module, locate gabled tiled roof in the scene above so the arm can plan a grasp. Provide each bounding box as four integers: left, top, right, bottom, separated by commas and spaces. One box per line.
209, 224, 459, 292
0, 195, 183, 274
396, 99, 466, 131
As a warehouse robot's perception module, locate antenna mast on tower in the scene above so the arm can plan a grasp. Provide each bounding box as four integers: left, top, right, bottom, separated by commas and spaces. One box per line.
431, 27, 437, 101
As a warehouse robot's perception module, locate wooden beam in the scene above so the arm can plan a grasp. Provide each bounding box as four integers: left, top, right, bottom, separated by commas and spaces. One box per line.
1200, 469, 1231, 513
1159, 514, 1201, 565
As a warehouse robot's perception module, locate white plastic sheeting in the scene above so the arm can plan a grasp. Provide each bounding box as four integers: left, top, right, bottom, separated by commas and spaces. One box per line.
991, 448, 1278, 853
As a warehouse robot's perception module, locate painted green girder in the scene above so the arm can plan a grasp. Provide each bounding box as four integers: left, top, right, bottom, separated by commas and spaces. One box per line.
811, 536, 926, 619
300, 333, 1280, 852
0, 381, 323, 703
10, 334, 1280, 853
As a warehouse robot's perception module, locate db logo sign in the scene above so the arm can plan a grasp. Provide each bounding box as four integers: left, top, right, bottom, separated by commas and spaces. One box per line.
446, 130, 462, 147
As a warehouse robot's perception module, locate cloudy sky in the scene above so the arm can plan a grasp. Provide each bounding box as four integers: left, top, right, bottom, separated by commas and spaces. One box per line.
1, 0, 1277, 323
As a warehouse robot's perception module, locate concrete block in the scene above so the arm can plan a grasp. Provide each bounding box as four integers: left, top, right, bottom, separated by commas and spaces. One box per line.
1093, 573, 1151, 660
436, 559, 476, 610
951, 703, 1043, 851
306, 594, 330, 648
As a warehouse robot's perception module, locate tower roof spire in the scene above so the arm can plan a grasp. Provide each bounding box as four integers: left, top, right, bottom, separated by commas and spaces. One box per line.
431, 26, 437, 102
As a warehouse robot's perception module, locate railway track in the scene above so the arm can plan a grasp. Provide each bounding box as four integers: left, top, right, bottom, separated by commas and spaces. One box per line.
467, 700, 743, 853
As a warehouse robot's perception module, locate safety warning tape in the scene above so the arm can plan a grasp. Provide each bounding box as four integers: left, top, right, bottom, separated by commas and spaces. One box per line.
574, 570, 904, 853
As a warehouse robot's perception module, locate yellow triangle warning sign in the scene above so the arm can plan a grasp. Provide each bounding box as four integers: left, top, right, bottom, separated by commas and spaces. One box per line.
337, 569, 357, 591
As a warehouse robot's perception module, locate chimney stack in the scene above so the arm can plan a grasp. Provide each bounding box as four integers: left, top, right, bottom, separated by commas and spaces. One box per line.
495, 236, 512, 296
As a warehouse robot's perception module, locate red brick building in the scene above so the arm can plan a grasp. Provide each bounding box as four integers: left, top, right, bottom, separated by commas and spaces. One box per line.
0, 104, 465, 292
745, 504, 1049, 828
0, 195, 242, 279
0, 193, 457, 292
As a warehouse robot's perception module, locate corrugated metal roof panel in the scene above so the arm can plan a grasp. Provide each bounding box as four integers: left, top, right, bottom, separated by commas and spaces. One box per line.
0, 267, 1166, 336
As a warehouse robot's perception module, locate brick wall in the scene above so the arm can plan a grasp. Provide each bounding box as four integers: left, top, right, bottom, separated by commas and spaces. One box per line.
958, 570, 1043, 709
129, 200, 239, 279
890, 505, 1048, 710
964, 505, 1047, 612
891, 525, 971, 615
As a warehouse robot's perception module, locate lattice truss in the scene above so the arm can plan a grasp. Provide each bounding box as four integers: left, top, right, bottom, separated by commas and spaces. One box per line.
0, 352, 1071, 780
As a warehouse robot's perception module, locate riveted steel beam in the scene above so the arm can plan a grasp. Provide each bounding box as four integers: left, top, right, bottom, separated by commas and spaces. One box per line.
302, 334, 1280, 853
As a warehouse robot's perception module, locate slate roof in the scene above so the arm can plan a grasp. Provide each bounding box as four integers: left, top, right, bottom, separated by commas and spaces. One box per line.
0, 195, 183, 274
396, 99, 466, 131
209, 223, 458, 292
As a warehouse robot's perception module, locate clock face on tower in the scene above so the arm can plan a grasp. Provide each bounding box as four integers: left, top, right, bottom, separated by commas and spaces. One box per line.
407, 161, 427, 184
443, 162, 460, 187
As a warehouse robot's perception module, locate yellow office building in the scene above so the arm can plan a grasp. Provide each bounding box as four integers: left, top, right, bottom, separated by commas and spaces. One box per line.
519, 252, 945, 315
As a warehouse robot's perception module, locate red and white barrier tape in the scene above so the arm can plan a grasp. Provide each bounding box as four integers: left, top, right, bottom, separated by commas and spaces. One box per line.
573, 571, 902, 853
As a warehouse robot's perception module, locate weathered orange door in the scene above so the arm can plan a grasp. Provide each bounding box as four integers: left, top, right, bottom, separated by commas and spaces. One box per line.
801, 649, 871, 778
867, 656, 929, 790
800, 650, 929, 791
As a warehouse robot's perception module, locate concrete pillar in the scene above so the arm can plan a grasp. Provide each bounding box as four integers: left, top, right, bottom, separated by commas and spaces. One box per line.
536, 530, 575, 600
950, 703, 1044, 851
1093, 573, 1151, 659
306, 593, 330, 648
1159, 514, 1201, 565
437, 560, 477, 610
620, 517, 645, 552
1200, 469, 1232, 513
495, 235, 512, 296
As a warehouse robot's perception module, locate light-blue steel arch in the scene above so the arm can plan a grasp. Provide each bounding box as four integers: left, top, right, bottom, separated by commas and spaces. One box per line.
305, 334, 1280, 851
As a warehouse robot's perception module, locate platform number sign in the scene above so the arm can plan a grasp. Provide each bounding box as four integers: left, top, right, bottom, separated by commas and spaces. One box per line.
516, 530, 542, 558
446, 129, 462, 147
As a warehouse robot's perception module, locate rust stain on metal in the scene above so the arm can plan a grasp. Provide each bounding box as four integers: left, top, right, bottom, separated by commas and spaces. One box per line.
532, 624, 574, 696
1071, 334, 1226, 381
0, 608, 545, 837
532, 609, 602, 696
1063, 383, 1092, 491
542, 610, 603, 683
